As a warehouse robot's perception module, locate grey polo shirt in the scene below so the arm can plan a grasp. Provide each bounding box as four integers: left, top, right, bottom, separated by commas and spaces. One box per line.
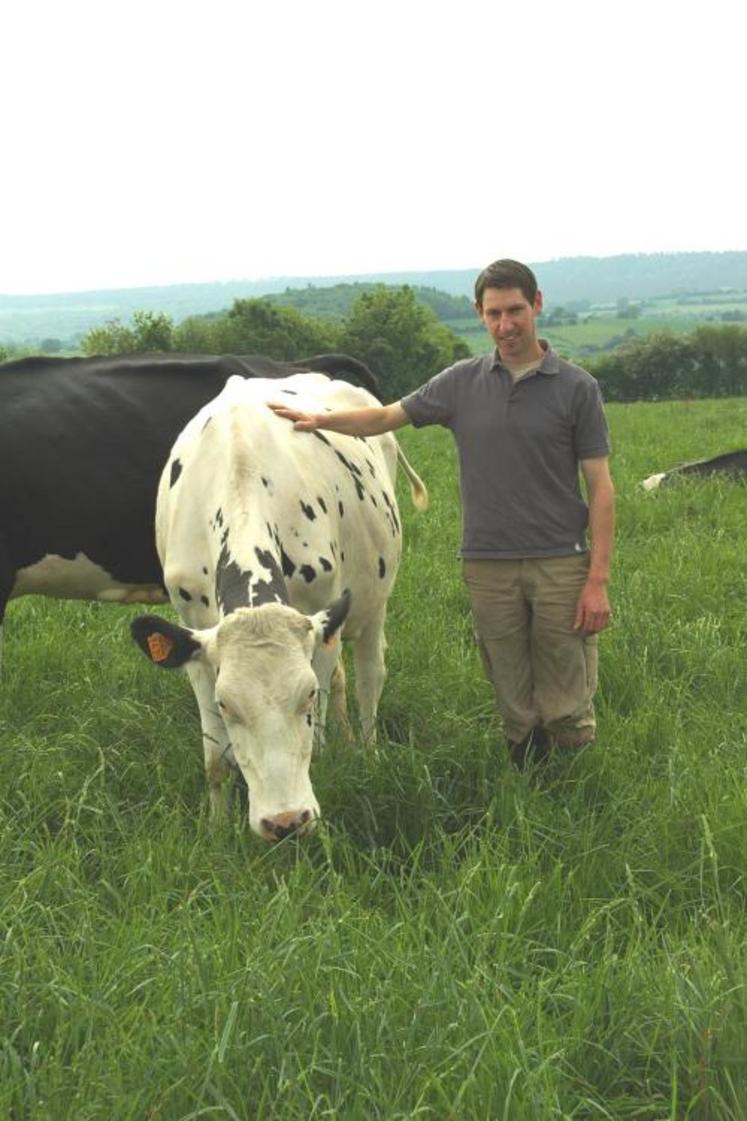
400, 344, 610, 558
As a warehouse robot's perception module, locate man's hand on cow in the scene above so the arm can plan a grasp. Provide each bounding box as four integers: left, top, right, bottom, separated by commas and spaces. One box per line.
268, 402, 320, 430
574, 579, 611, 634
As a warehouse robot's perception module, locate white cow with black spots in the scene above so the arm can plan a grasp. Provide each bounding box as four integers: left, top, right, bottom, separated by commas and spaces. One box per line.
131, 374, 427, 843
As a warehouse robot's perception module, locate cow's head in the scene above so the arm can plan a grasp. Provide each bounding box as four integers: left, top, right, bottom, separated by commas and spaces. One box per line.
131, 590, 350, 841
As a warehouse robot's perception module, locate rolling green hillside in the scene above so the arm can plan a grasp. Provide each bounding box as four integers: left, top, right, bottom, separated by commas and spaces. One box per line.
3, 251, 747, 351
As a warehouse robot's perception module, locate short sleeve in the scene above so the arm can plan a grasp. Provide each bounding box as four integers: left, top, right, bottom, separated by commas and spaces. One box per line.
400, 365, 459, 429
572, 377, 611, 459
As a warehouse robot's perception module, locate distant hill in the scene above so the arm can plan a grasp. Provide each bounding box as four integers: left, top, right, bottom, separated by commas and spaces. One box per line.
2, 251, 747, 350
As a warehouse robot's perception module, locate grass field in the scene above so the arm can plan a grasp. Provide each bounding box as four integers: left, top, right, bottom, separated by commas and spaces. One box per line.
451, 315, 720, 360
1, 399, 746, 1118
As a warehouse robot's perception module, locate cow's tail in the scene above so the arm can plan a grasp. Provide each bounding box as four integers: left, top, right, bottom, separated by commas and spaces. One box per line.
397, 445, 429, 510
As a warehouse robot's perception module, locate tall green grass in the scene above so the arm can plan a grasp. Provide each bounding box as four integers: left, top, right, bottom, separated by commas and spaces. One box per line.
1, 398, 746, 1119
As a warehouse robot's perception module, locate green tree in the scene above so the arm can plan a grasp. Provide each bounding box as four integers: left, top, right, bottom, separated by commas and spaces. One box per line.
174, 299, 341, 359
82, 318, 135, 356
339, 286, 470, 397
171, 313, 222, 353
591, 332, 700, 401
693, 324, 747, 396
81, 310, 175, 356
131, 310, 174, 351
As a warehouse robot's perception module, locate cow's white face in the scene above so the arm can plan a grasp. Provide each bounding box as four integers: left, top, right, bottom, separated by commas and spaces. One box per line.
207, 606, 322, 840
131, 594, 350, 841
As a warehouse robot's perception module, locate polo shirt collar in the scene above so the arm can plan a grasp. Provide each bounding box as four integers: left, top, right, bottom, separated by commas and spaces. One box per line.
489, 339, 559, 376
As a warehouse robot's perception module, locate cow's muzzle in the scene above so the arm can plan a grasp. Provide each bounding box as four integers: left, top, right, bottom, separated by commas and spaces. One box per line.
259, 809, 315, 843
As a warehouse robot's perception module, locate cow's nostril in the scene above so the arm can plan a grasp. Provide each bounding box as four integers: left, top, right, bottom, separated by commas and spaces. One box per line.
260, 817, 295, 841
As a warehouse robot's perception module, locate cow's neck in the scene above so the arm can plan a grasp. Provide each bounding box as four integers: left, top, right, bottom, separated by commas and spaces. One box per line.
212, 504, 289, 616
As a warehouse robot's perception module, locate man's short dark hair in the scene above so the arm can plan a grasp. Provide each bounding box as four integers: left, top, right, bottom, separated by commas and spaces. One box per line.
474, 259, 538, 307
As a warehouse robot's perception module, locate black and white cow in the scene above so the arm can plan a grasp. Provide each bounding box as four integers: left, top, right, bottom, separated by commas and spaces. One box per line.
130, 373, 427, 842
642, 449, 747, 490
0, 351, 378, 658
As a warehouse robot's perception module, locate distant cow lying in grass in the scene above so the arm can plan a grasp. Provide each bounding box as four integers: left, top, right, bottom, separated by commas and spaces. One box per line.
642, 449, 747, 490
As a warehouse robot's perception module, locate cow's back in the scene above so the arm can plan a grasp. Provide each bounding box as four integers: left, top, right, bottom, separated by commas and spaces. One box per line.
0, 355, 235, 593
158, 375, 403, 633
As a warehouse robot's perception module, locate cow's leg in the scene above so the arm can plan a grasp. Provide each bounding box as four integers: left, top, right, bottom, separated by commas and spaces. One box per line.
330, 657, 352, 741
351, 612, 387, 743
183, 659, 234, 821
311, 643, 346, 747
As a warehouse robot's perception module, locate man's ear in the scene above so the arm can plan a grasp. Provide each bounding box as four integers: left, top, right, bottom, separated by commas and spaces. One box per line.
130, 614, 204, 669
309, 588, 352, 650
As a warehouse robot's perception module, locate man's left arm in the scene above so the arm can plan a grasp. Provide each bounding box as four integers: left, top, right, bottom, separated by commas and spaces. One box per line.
576, 456, 615, 633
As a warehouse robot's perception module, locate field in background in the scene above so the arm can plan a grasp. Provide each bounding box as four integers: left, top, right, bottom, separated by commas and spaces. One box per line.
453, 291, 747, 360
1, 398, 746, 1118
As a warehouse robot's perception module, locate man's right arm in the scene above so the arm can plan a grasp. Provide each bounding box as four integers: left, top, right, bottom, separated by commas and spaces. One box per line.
268, 400, 410, 436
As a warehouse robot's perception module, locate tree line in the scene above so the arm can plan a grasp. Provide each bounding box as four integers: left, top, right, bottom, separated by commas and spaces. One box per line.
587, 325, 747, 401
79, 287, 471, 399
4, 288, 747, 405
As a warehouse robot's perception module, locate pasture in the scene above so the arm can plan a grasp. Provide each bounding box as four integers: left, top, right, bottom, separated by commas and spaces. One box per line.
454, 315, 717, 358
1, 397, 746, 1119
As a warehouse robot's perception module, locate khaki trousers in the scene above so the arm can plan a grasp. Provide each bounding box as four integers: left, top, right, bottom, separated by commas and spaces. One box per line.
462, 555, 598, 746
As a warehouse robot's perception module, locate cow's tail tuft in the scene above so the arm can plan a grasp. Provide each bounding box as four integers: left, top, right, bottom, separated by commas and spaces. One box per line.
397, 446, 429, 511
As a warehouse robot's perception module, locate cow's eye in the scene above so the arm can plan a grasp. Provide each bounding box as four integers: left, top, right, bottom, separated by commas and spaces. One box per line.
302, 688, 317, 711
217, 698, 237, 722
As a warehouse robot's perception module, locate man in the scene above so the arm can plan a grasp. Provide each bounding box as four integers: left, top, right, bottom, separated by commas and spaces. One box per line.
269, 259, 615, 767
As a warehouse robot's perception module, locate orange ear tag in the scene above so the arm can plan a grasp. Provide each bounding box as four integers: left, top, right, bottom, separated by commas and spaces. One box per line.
147, 632, 175, 663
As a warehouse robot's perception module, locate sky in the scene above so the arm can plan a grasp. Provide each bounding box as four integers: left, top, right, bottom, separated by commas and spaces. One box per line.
2, 0, 745, 296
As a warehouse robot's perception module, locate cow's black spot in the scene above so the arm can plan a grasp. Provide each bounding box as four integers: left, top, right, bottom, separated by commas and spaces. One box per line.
281, 547, 296, 579
367, 460, 376, 478
300, 564, 316, 583
251, 547, 289, 606
317, 496, 327, 513
300, 500, 316, 522
338, 501, 344, 517
319, 557, 332, 572
306, 713, 313, 727
261, 476, 269, 488
179, 587, 192, 601
382, 491, 400, 535
202, 566, 209, 575
215, 545, 252, 614
215, 544, 288, 613
280, 389, 298, 395
378, 557, 386, 578
201, 595, 209, 607
202, 415, 213, 432
169, 459, 183, 488
311, 431, 331, 447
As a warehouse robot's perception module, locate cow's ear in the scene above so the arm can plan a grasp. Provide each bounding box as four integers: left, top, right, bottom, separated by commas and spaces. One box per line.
130, 614, 203, 669
310, 588, 351, 649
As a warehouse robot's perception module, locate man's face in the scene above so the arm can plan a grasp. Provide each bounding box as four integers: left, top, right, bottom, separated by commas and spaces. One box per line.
476, 286, 543, 364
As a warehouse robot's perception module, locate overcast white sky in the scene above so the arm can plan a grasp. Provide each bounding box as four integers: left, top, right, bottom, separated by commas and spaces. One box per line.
2, 0, 745, 295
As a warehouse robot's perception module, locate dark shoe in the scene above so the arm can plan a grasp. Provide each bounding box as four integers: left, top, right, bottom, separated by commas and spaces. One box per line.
508, 727, 551, 769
